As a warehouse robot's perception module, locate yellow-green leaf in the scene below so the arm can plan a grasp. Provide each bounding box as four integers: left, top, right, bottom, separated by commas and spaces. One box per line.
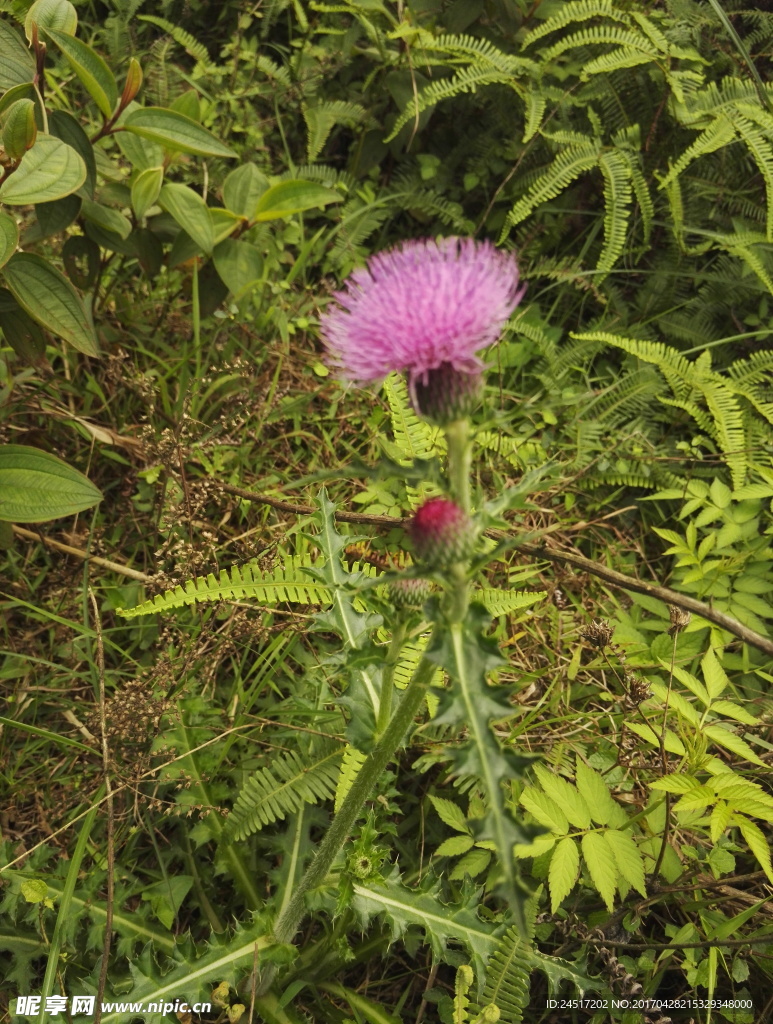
548, 836, 579, 912
0, 20, 36, 90
429, 795, 470, 835
519, 786, 569, 835
435, 835, 476, 857
448, 847, 491, 880
735, 815, 773, 883
703, 724, 767, 767
223, 163, 269, 218
533, 764, 591, 829
575, 760, 623, 826
701, 647, 729, 700
603, 829, 646, 896
2, 98, 37, 160
581, 831, 617, 911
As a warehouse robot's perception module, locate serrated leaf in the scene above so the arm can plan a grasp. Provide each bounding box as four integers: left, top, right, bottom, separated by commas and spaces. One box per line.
703, 724, 767, 766
533, 764, 591, 829
575, 760, 620, 826
710, 801, 734, 842
2, 252, 97, 355
45, 28, 117, 119
708, 699, 760, 725
429, 794, 471, 834
0, 136, 86, 205
735, 815, 773, 883
253, 180, 342, 222
123, 107, 236, 158
449, 847, 491, 880
603, 829, 646, 896
548, 836, 579, 912
701, 647, 729, 700
435, 834, 476, 857
519, 787, 569, 835
0, 444, 102, 522
650, 774, 701, 794
0, 212, 19, 271
580, 832, 617, 911
626, 719, 686, 755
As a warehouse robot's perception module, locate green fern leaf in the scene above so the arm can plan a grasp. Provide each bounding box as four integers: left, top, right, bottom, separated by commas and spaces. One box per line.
303, 101, 368, 163
500, 145, 599, 240
597, 149, 633, 272
479, 925, 533, 1024
117, 559, 328, 618
524, 0, 626, 46
477, 589, 546, 617
225, 742, 343, 840
335, 746, 368, 811
137, 15, 210, 65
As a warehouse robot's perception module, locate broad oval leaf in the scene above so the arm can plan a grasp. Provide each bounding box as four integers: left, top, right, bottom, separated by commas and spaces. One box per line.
2, 252, 98, 355
31, 194, 82, 242
223, 163, 269, 219
25, 0, 77, 41
45, 28, 117, 119
0, 136, 86, 205
252, 180, 342, 222
0, 213, 19, 271
131, 166, 164, 219
123, 107, 236, 158
158, 183, 214, 254
48, 109, 96, 198
0, 20, 36, 90
0, 444, 102, 523
213, 238, 263, 298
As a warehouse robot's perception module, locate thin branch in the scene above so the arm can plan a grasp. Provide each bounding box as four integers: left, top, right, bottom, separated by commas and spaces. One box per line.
218, 483, 773, 656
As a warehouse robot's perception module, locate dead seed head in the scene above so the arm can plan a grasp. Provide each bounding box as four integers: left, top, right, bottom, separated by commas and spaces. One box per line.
668, 605, 692, 636
580, 619, 614, 649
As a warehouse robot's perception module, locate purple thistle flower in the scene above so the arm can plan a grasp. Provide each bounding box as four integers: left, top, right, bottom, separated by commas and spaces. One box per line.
320, 237, 526, 385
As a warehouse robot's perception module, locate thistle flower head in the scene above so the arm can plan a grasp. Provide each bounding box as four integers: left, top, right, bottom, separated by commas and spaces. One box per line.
409, 497, 476, 568
320, 237, 525, 385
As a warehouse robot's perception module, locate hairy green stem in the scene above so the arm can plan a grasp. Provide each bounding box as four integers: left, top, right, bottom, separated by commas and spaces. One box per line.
375, 619, 408, 740
259, 638, 439, 988
444, 418, 472, 513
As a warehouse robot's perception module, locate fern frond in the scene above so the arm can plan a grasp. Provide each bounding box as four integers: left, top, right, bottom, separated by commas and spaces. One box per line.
658, 116, 736, 189
303, 101, 369, 163
597, 149, 633, 273
478, 590, 546, 617
137, 15, 211, 66
540, 27, 659, 65
382, 374, 445, 461
479, 926, 532, 1024
335, 746, 368, 811
501, 145, 599, 239
117, 559, 328, 618
225, 742, 343, 840
524, 0, 626, 46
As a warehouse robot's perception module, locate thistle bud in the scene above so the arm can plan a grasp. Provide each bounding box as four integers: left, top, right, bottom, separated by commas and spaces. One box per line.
387, 576, 432, 610
410, 362, 484, 426
409, 497, 476, 568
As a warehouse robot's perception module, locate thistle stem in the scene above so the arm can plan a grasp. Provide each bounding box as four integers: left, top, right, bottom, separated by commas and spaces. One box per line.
444, 418, 472, 514
260, 637, 439, 987
375, 619, 408, 741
